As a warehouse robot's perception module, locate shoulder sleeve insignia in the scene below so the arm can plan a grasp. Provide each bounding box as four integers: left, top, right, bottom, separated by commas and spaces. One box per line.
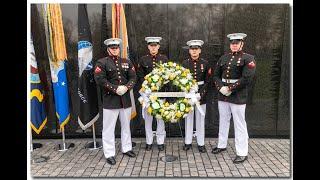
94, 66, 102, 73
248, 61, 256, 69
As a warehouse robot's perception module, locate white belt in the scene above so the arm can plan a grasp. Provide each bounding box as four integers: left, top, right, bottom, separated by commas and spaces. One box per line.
197, 81, 204, 85
222, 78, 238, 83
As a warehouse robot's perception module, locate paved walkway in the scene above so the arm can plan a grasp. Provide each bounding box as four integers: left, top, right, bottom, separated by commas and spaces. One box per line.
30, 138, 290, 178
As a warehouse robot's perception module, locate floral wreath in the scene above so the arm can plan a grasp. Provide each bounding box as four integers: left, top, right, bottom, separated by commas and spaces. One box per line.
138, 62, 202, 123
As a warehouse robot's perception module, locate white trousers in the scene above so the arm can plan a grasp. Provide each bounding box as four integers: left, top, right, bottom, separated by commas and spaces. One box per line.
143, 108, 166, 145
102, 108, 132, 158
217, 101, 248, 156
185, 104, 207, 146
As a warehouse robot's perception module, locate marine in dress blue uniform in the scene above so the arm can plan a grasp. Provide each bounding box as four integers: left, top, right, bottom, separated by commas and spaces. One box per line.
212, 33, 256, 164
181, 40, 212, 153
94, 38, 137, 165
136, 37, 168, 151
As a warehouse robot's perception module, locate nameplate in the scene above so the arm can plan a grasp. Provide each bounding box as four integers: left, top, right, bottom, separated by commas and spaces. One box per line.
150, 92, 186, 97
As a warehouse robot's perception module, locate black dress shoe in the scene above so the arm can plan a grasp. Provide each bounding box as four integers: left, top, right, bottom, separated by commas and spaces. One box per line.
158, 144, 165, 151
198, 145, 207, 153
183, 144, 192, 151
233, 155, 247, 164
145, 144, 152, 151
123, 150, 136, 157
211, 147, 227, 154
106, 156, 116, 165
132, 142, 136, 147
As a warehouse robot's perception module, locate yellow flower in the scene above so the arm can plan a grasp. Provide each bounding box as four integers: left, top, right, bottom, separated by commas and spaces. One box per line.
148, 77, 152, 83
169, 74, 176, 80
183, 99, 188, 104
165, 102, 169, 107
186, 85, 190, 91
140, 87, 145, 92
185, 107, 190, 113
176, 65, 180, 70
168, 62, 173, 66
185, 69, 190, 73
181, 72, 187, 77
175, 111, 182, 118
147, 107, 152, 114
151, 86, 157, 91
150, 95, 157, 101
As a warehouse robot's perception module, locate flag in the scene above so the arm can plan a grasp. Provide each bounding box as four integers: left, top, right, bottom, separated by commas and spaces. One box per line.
42, 4, 70, 130
77, 4, 99, 130
30, 36, 47, 134
112, 3, 137, 119
101, 4, 108, 58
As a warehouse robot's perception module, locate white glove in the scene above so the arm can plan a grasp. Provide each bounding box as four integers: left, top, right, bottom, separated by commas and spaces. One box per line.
219, 86, 229, 95
225, 91, 232, 96
120, 86, 128, 95
116, 85, 128, 96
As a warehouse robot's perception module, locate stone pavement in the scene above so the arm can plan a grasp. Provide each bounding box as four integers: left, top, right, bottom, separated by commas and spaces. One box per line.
30, 138, 290, 178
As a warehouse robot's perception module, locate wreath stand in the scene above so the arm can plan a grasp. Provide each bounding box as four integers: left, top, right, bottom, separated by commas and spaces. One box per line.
151, 92, 190, 163
160, 119, 185, 162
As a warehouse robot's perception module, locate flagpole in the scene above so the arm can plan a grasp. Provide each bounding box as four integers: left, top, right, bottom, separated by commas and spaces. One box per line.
59, 128, 67, 151
85, 123, 102, 150
57, 127, 74, 151
30, 129, 49, 164
62, 128, 66, 150
30, 128, 43, 151
30, 130, 33, 152
92, 123, 97, 148
55, 127, 74, 151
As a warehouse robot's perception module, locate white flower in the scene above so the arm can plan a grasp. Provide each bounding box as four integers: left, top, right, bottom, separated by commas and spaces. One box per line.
191, 84, 199, 91
169, 104, 175, 110
179, 103, 186, 111
145, 89, 152, 94
169, 111, 175, 118
171, 118, 178, 123
143, 80, 148, 85
151, 102, 160, 109
180, 78, 188, 85
152, 74, 160, 82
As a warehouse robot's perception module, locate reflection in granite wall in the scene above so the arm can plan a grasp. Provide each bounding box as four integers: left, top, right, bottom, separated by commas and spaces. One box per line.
31, 4, 290, 138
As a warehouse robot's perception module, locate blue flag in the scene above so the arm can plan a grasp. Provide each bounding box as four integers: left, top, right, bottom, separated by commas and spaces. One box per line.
43, 4, 70, 130
50, 61, 70, 128
31, 37, 47, 134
